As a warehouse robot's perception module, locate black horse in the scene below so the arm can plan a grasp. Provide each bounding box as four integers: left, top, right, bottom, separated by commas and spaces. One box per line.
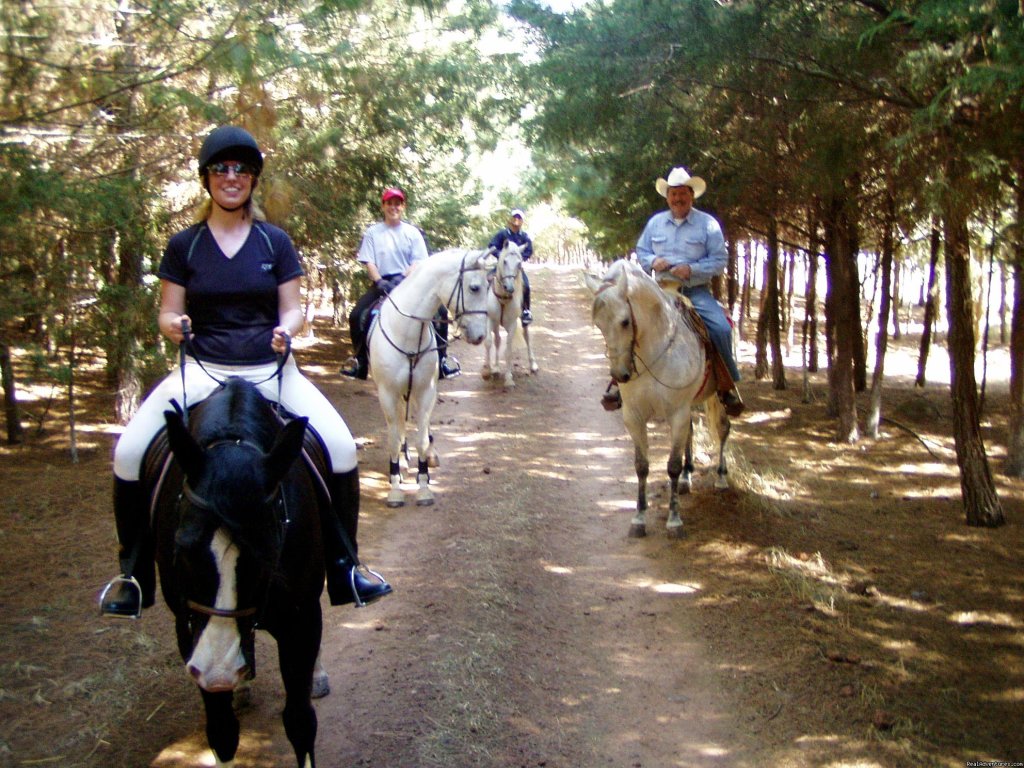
151, 376, 324, 767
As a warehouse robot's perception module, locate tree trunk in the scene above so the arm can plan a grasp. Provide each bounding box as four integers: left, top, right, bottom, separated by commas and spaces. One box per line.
806, 208, 821, 374
942, 158, 1004, 527
766, 218, 786, 389
916, 219, 942, 388
726, 235, 739, 314
1005, 170, 1024, 477
109, 9, 148, 425
891, 260, 902, 340
754, 249, 770, 380
1, 343, 25, 445
867, 194, 895, 438
823, 192, 859, 442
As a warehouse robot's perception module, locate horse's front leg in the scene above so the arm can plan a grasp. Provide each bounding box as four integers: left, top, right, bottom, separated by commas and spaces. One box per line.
380, 392, 406, 508
413, 379, 437, 507
666, 409, 693, 538
200, 688, 240, 766
624, 413, 650, 537
502, 319, 516, 389
277, 606, 321, 768
481, 317, 496, 380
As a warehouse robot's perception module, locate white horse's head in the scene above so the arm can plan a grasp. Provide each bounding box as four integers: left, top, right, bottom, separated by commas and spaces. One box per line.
584, 260, 663, 383
435, 248, 494, 345
494, 241, 525, 297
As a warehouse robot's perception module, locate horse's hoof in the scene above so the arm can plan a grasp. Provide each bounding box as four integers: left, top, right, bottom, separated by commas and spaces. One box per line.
482, 370, 492, 380
628, 524, 647, 538
386, 490, 405, 508
427, 454, 440, 469
667, 525, 685, 540
530, 364, 539, 373
679, 483, 692, 496
311, 673, 330, 699
715, 478, 729, 491
415, 492, 435, 506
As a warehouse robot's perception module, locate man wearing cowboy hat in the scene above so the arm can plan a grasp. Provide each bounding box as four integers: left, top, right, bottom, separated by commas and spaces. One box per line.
634, 166, 744, 416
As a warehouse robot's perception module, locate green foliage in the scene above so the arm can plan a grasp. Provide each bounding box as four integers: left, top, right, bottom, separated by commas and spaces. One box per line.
1, 0, 523, 419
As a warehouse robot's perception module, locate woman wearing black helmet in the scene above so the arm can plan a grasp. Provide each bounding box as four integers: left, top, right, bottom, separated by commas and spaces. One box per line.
99, 126, 391, 618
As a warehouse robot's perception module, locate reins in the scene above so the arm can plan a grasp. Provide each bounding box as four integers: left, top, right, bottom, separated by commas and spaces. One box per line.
173, 320, 294, 625
178, 318, 291, 425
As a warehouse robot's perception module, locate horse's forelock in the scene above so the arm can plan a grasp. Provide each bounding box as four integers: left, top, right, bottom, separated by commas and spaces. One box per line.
191, 451, 281, 574
181, 378, 286, 568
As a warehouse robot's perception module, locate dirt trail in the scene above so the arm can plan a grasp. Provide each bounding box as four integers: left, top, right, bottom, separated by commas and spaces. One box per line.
4, 263, 1023, 768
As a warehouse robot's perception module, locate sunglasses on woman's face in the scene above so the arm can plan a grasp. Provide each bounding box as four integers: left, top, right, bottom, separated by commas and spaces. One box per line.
208, 162, 256, 178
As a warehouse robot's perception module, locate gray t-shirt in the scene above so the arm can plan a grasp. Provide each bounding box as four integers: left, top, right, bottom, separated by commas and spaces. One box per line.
357, 221, 428, 276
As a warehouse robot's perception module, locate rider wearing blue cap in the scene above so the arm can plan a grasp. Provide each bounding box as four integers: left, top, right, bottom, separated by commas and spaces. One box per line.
488, 208, 534, 327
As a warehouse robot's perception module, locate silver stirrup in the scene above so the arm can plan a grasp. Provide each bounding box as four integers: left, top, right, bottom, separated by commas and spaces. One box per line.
351, 565, 388, 609
98, 576, 142, 619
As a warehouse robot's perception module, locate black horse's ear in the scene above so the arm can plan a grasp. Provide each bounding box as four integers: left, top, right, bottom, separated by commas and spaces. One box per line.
265, 417, 308, 489
165, 409, 205, 481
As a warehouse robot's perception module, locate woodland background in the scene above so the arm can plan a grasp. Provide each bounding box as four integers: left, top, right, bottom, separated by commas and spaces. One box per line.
2, 0, 1023, 528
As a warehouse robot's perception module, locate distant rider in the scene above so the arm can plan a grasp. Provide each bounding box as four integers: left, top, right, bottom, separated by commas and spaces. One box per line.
341, 187, 460, 380
488, 208, 534, 326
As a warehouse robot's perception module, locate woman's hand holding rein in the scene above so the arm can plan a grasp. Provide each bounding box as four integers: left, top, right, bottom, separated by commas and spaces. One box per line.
272, 327, 292, 356
160, 312, 192, 345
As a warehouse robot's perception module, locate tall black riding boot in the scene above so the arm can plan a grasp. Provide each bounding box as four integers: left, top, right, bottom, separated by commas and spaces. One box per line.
324, 469, 392, 607
98, 478, 155, 618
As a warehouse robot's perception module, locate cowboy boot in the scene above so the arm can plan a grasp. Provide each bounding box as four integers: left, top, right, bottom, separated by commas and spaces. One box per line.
98, 478, 155, 618
324, 469, 392, 607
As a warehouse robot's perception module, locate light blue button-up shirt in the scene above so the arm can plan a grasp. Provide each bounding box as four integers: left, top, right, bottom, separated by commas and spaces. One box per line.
635, 207, 727, 287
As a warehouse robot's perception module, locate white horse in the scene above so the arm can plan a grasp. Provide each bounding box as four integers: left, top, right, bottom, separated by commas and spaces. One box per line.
368, 248, 493, 507
481, 241, 538, 388
584, 259, 731, 538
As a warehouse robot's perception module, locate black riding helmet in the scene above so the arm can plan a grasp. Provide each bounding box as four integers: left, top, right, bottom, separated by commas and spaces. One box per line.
197, 125, 264, 178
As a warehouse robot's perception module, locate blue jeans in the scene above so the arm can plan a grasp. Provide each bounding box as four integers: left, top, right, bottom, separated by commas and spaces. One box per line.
683, 285, 741, 384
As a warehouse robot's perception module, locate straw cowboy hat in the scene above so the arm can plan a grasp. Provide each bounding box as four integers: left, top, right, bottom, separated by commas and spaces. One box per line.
655, 167, 707, 199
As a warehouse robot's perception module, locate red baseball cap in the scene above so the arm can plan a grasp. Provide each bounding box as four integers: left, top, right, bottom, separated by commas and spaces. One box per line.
382, 187, 405, 203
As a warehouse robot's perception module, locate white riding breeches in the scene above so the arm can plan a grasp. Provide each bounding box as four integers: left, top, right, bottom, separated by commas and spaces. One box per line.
113, 356, 357, 481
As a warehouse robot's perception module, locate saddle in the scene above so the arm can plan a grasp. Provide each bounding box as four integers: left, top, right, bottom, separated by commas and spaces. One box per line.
671, 294, 736, 395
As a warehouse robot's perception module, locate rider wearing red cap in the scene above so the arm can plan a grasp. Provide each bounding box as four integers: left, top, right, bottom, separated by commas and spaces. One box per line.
341, 187, 434, 380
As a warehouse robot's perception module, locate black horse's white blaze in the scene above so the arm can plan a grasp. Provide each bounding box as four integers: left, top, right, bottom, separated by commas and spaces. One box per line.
186, 528, 246, 692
